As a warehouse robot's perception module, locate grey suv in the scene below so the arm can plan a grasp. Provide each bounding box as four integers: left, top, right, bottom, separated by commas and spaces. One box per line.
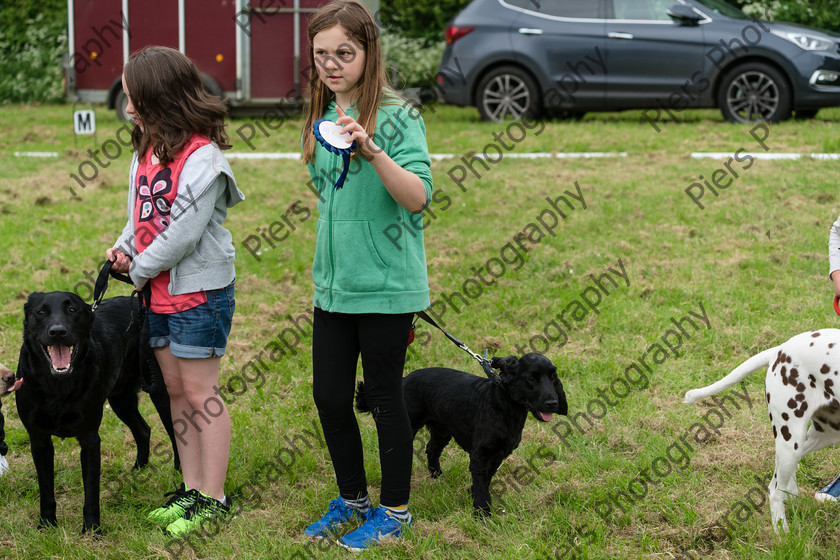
436, 0, 840, 123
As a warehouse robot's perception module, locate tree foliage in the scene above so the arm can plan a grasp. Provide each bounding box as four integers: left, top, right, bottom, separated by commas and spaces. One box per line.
0, 0, 67, 104
729, 0, 840, 32
378, 0, 471, 44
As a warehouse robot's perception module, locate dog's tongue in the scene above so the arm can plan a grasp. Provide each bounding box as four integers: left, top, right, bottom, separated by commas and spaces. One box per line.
538, 412, 553, 422
49, 345, 72, 370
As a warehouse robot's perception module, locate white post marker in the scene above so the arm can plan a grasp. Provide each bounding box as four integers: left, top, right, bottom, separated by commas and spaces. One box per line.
72, 107, 97, 149
74, 110, 96, 135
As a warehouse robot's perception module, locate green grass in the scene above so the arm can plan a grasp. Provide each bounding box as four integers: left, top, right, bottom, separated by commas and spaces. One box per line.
2, 102, 840, 559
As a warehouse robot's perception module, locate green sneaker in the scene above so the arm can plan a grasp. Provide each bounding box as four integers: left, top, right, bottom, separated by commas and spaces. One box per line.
165, 493, 232, 538
148, 484, 199, 525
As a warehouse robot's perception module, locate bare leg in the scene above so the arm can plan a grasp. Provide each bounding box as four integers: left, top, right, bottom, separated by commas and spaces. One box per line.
155, 348, 230, 500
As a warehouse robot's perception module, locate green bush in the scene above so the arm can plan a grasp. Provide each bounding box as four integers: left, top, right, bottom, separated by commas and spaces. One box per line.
730, 0, 840, 32
769, 0, 840, 33
0, 1, 67, 104
378, 0, 470, 44
382, 32, 445, 89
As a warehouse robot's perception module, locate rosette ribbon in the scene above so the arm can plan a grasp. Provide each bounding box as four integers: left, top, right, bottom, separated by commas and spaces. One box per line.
313, 118, 358, 190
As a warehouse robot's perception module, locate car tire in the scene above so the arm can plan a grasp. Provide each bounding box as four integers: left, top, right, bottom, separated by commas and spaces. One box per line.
718, 62, 792, 123
200, 73, 224, 100
115, 89, 131, 121
794, 109, 819, 120
475, 66, 541, 122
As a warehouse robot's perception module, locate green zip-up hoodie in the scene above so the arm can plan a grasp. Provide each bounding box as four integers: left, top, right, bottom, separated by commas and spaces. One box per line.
309, 98, 433, 314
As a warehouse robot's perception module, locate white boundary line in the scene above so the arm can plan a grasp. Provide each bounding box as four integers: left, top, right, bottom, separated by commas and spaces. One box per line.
10, 151, 840, 161
691, 152, 840, 160
13, 151, 60, 157
224, 152, 629, 160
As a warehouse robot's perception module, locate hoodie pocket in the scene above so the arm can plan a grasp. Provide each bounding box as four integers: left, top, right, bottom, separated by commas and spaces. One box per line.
332, 220, 388, 293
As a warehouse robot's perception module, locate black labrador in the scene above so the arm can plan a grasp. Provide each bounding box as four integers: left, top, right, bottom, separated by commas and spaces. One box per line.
356, 353, 568, 515
15, 291, 179, 533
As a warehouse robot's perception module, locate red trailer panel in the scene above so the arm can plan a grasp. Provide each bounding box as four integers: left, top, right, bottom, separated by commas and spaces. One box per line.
70, 0, 126, 92
65, 0, 378, 116
185, 0, 236, 93
128, 0, 178, 54
249, 13, 297, 99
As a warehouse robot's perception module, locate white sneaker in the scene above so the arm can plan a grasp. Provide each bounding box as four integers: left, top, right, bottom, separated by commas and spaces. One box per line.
0, 455, 9, 476
815, 473, 840, 503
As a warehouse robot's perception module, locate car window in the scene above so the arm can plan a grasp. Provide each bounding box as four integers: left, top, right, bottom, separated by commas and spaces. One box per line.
503, 0, 601, 19
612, 0, 673, 21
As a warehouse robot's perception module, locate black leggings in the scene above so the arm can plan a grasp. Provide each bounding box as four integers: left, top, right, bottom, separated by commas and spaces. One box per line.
312, 308, 413, 507
0, 399, 7, 456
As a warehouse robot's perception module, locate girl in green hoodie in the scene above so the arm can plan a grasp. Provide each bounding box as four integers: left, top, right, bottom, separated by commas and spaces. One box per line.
300, 0, 433, 551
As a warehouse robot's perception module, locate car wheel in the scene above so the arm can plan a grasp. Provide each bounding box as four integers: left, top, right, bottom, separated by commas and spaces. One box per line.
476, 66, 541, 122
718, 62, 792, 123
115, 89, 130, 121
794, 109, 819, 120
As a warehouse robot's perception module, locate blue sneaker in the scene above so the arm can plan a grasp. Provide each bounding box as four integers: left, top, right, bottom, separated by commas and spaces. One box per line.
815, 473, 840, 502
303, 497, 368, 539
337, 506, 412, 551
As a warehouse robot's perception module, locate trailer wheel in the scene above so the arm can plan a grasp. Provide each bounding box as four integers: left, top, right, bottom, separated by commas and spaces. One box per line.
114, 73, 223, 121
201, 73, 223, 100
115, 90, 131, 121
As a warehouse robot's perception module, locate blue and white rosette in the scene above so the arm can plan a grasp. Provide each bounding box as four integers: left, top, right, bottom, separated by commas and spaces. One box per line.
313, 118, 357, 190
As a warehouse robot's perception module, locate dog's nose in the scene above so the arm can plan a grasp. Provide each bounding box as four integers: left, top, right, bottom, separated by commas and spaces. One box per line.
544, 398, 559, 409
48, 325, 68, 338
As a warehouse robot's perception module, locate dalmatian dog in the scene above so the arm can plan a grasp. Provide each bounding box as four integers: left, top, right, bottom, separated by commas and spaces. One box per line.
684, 329, 840, 533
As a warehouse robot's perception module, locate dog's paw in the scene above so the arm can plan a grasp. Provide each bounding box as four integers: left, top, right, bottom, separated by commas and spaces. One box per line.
0, 455, 9, 476
473, 506, 492, 519
37, 518, 58, 531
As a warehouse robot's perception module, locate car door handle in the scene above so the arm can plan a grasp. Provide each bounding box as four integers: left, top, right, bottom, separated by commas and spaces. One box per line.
608, 32, 634, 40
518, 28, 544, 35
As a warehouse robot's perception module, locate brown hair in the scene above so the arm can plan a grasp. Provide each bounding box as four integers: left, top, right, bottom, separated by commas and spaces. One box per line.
123, 46, 231, 167
301, 0, 400, 164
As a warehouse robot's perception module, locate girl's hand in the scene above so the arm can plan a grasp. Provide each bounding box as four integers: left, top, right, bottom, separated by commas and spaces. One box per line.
333, 104, 428, 213
106, 248, 131, 274
335, 105, 378, 152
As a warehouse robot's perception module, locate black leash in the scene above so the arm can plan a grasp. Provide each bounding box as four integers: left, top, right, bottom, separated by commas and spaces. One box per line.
92, 260, 161, 393
414, 311, 501, 385
93, 259, 130, 311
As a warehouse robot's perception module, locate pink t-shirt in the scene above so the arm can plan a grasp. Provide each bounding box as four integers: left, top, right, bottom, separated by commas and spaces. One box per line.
134, 134, 209, 314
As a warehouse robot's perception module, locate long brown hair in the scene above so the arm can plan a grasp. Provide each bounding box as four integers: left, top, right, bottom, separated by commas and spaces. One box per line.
301, 0, 399, 164
123, 46, 231, 167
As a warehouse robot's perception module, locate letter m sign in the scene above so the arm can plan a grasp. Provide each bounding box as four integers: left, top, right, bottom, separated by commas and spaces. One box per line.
74, 110, 96, 135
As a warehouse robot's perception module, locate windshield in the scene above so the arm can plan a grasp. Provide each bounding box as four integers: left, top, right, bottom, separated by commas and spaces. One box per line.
693, 0, 749, 20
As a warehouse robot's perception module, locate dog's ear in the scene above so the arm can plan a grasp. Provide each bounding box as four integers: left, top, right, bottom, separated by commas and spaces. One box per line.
491, 355, 518, 372
491, 355, 519, 383
22, 292, 44, 335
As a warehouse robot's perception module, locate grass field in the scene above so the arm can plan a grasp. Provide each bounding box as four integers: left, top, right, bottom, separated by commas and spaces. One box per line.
2, 102, 840, 559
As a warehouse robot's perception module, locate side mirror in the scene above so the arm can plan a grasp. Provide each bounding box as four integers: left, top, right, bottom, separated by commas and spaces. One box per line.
667, 3, 703, 25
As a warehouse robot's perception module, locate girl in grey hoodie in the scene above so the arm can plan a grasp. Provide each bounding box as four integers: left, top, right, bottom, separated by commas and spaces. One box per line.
106, 46, 244, 538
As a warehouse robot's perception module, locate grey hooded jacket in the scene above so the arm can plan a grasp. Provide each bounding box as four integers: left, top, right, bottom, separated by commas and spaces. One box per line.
113, 142, 245, 295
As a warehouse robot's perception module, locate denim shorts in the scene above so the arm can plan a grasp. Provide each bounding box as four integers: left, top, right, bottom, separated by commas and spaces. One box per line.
148, 281, 235, 358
